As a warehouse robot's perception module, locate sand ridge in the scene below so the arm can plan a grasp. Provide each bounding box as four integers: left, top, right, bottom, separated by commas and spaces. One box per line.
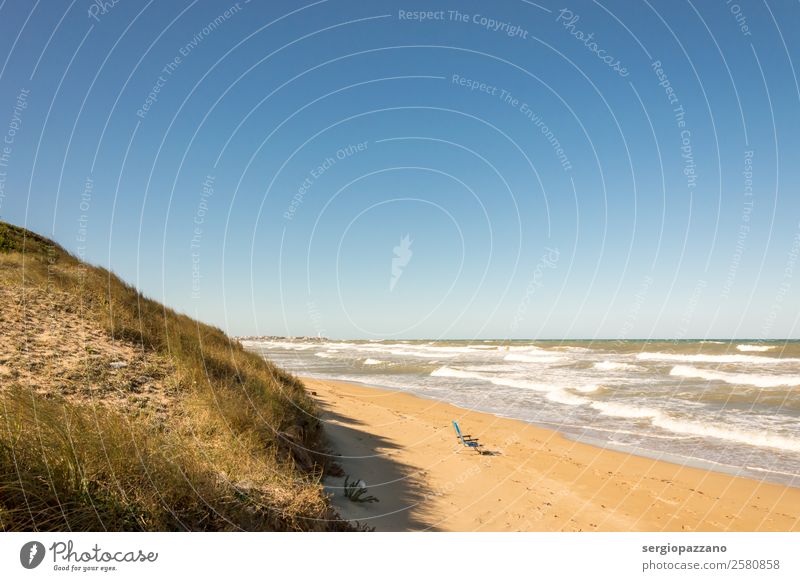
0, 287, 177, 420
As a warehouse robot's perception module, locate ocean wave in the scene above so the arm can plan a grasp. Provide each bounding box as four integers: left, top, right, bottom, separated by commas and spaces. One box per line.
316, 342, 448, 355
418, 345, 487, 354
546, 390, 590, 406
430, 366, 485, 380
552, 345, 594, 352
363, 358, 383, 365
573, 383, 603, 393
490, 377, 554, 392
388, 349, 458, 359
670, 365, 800, 388
736, 344, 776, 352
590, 401, 662, 419
593, 360, 641, 371
587, 401, 800, 452
430, 366, 556, 393
314, 352, 336, 358
539, 421, 694, 440
503, 353, 566, 364
506, 345, 550, 352
652, 416, 800, 453
744, 465, 800, 478
417, 343, 510, 354
636, 352, 799, 364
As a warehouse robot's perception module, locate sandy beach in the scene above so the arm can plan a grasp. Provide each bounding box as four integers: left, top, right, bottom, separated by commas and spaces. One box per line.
307, 377, 800, 532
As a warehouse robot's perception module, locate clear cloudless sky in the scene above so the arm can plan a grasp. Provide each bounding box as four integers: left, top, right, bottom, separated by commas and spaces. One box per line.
1, 0, 799, 339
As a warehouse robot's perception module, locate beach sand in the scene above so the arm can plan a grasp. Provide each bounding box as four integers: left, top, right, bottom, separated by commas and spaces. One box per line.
305, 377, 800, 532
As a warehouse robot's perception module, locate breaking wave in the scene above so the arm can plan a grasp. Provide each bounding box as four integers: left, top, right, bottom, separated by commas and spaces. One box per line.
670, 365, 800, 388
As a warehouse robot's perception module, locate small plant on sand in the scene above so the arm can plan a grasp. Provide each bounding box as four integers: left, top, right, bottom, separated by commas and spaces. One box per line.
352, 521, 376, 532
343, 475, 379, 503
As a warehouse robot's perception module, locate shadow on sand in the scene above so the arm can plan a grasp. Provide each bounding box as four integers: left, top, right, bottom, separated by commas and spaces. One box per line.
316, 398, 442, 531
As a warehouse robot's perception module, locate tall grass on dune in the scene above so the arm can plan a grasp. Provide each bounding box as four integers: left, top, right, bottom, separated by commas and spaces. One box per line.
0, 222, 344, 531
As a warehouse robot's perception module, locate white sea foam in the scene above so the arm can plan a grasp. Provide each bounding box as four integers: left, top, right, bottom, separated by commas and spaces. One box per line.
652, 416, 800, 453
636, 352, 799, 364
489, 377, 564, 393
430, 366, 484, 380
507, 345, 549, 352
552, 345, 594, 352
593, 360, 640, 371
736, 344, 776, 352
363, 358, 382, 365
589, 397, 800, 452
591, 401, 662, 419
416, 344, 495, 354
388, 349, 458, 359
431, 366, 603, 402
504, 353, 566, 364
538, 421, 694, 440
430, 367, 556, 393
546, 390, 590, 406
744, 466, 800, 478
670, 365, 800, 388
573, 383, 603, 393
314, 352, 336, 358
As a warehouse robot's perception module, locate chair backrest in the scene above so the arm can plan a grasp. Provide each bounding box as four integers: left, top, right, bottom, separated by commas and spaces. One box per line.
452, 420, 463, 439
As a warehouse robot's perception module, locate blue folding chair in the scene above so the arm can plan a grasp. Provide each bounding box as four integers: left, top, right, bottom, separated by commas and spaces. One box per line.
452, 420, 481, 452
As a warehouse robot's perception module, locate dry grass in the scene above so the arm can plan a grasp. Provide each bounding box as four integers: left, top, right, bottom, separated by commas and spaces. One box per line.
0, 222, 347, 531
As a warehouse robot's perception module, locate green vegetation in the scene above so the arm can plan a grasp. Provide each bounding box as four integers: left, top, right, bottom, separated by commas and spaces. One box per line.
0, 221, 347, 531
343, 475, 379, 504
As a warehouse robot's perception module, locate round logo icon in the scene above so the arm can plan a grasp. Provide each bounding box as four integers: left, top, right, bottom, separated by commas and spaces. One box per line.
20, 541, 46, 569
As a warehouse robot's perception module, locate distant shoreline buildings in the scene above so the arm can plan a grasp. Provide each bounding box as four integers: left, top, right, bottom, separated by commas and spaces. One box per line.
237, 335, 328, 342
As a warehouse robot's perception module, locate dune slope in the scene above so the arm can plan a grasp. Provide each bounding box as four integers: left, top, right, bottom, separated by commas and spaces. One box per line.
0, 221, 346, 531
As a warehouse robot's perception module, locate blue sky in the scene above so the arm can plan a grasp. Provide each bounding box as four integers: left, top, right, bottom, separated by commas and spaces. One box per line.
1, 0, 799, 339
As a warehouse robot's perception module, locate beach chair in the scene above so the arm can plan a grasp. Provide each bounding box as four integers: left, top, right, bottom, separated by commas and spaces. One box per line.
452, 420, 481, 452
